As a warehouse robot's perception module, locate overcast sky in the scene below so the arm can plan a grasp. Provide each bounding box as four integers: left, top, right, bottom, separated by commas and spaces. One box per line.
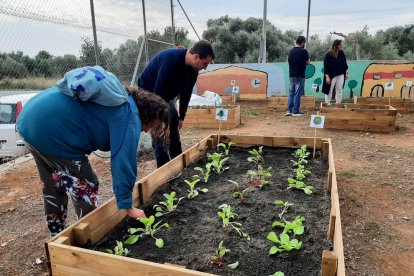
0, 0, 413, 57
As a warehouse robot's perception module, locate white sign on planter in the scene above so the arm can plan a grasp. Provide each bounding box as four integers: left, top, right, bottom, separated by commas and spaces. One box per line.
310, 115, 325, 129
215, 108, 228, 121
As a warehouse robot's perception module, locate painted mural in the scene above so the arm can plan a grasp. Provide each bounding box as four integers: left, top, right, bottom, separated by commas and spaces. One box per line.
361, 62, 414, 99
194, 61, 414, 100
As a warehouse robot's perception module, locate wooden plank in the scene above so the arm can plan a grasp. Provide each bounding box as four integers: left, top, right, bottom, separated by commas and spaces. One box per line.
322, 250, 337, 276
354, 97, 411, 112
328, 208, 336, 240
74, 223, 91, 247
327, 170, 333, 193
52, 264, 105, 276
267, 96, 316, 111
49, 244, 214, 276
220, 135, 324, 149
322, 140, 329, 160
183, 106, 241, 129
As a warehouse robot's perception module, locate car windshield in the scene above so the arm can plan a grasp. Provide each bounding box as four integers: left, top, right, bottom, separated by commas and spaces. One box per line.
0, 104, 16, 124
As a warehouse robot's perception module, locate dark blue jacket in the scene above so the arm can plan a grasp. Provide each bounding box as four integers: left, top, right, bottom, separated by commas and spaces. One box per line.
138, 48, 198, 120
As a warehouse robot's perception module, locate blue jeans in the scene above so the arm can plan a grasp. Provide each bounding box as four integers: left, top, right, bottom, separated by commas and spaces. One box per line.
287, 77, 305, 114
151, 101, 182, 168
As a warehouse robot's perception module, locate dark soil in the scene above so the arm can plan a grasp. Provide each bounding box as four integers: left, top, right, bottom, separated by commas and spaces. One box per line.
91, 146, 331, 276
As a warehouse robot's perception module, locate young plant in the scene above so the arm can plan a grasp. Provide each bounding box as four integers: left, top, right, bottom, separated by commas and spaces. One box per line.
125, 215, 169, 248
272, 215, 305, 236
287, 177, 313, 195
208, 152, 229, 174
267, 232, 302, 255
194, 163, 212, 183
217, 204, 250, 240
153, 191, 184, 217
294, 165, 312, 180
247, 165, 272, 187
228, 180, 250, 204
105, 241, 129, 256
291, 145, 310, 166
211, 241, 240, 269
270, 272, 285, 276
217, 141, 236, 155
274, 200, 293, 220
185, 176, 208, 199
247, 146, 264, 166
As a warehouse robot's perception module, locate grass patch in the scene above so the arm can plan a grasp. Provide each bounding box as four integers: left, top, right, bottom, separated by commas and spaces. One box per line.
363, 221, 381, 238
339, 171, 357, 178
0, 77, 58, 91
242, 109, 259, 116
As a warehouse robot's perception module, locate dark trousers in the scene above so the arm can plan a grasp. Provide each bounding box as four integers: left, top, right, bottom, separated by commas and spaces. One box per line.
152, 101, 182, 168
27, 144, 99, 236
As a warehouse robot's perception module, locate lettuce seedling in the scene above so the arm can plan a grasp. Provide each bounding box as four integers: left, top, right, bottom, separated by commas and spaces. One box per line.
270, 272, 285, 276
294, 165, 312, 180
274, 200, 293, 220
106, 240, 129, 256
267, 232, 302, 255
218, 204, 250, 240
217, 141, 236, 155
125, 215, 169, 248
291, 145, 310, 166
247, 146, 264, 167
287, 177, 313, 195
247, 165, 272, 187
185, 177, 208, 199
228, 180, 250, 204
272, 215, 305, 236
207, 152, 229, 174
153, 191, 184, 217
211, 240, 230, 266
194, 163, 212, 183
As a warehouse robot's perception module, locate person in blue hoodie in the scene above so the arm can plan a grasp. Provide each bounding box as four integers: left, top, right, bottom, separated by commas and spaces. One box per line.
138, 40, 215, 168
17, 66, 169, 236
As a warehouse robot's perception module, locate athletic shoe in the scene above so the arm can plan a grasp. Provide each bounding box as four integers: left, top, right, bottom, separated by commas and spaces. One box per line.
292, 112, 306, 117
284, 111, 292, 116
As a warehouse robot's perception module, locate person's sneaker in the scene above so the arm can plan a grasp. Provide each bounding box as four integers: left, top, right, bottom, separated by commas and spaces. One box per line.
292, 112, 306, 117
284, 111, 292, 116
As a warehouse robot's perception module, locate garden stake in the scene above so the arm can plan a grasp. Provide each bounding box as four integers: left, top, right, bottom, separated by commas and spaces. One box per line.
217, 119, 222, 151
312, 111, 319, 159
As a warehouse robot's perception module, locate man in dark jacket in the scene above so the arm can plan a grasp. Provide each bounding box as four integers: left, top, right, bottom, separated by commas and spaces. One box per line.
138, 40, 215, 167
286, 36, 310, 117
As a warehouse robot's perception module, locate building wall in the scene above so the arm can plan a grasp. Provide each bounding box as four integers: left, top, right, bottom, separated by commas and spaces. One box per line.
195, 61, 414, 100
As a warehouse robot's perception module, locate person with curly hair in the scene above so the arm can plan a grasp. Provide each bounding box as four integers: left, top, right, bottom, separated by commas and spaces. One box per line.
17, 67, 169, 236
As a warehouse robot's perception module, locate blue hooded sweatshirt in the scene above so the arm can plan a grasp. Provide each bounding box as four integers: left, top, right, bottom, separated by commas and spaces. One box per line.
17, 68, 141, 210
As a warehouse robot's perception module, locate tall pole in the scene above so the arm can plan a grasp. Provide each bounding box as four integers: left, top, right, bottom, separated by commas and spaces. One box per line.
89, 0, 100, 65
305, 0, 311, 49
142, 0, 149, 63
170, 0, 175, 46
261, 0, 267, 63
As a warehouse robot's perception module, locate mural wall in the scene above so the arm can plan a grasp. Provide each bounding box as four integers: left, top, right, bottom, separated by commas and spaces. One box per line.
195, 61, 414, 100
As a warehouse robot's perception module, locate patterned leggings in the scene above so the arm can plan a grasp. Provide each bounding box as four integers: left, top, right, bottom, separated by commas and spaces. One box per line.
27, 145, 99, 236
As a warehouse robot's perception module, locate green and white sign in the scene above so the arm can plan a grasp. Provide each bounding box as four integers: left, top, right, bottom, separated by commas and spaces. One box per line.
216, 108, 228, 121
310, 115, 325, 129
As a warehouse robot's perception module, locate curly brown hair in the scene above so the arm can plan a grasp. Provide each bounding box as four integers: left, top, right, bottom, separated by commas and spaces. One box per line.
125, 86, 170, 139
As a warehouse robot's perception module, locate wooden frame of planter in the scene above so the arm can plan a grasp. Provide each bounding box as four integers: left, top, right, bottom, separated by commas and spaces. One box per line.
320, 103, 397, 133
353, 96, 412, 113
45, 135, 344, 276
182, 106, 241, 129
267, 96, 316, 111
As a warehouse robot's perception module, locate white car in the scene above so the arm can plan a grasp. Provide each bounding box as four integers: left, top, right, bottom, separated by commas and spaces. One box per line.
0, 93, 38, 161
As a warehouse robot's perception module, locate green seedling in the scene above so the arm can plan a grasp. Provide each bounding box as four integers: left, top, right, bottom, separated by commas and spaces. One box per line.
274, 200, 293, 220
291, 145, 310, 166
270, 272, 285, 276
208, 152, 229, 174
272, 215, 305, 236
247, 165, 272, 187
153, 191, 184, 217
287, 177, 313, 195
247, 146, 264, 166
267, 232, 302, 255
218, 204, 250, 240
228, 180, 250, 204
194, 163, 212, 183
211, 240, 230, 266
218, 142, 236, 155
185, 176, 208, 199
125, 215, 169, 248
294, 165, 312, 180
106, 240, 129, 256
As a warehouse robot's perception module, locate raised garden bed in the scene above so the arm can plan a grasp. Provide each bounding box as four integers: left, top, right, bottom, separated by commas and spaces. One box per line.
267, 96, 316, 111
353, 96, 412, 113
183, 106, 241, 129
46, 135, 344, 276
320, 103, 397, 133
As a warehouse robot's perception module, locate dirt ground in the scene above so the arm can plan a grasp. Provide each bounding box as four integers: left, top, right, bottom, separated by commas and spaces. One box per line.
0, 101, 413, 276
